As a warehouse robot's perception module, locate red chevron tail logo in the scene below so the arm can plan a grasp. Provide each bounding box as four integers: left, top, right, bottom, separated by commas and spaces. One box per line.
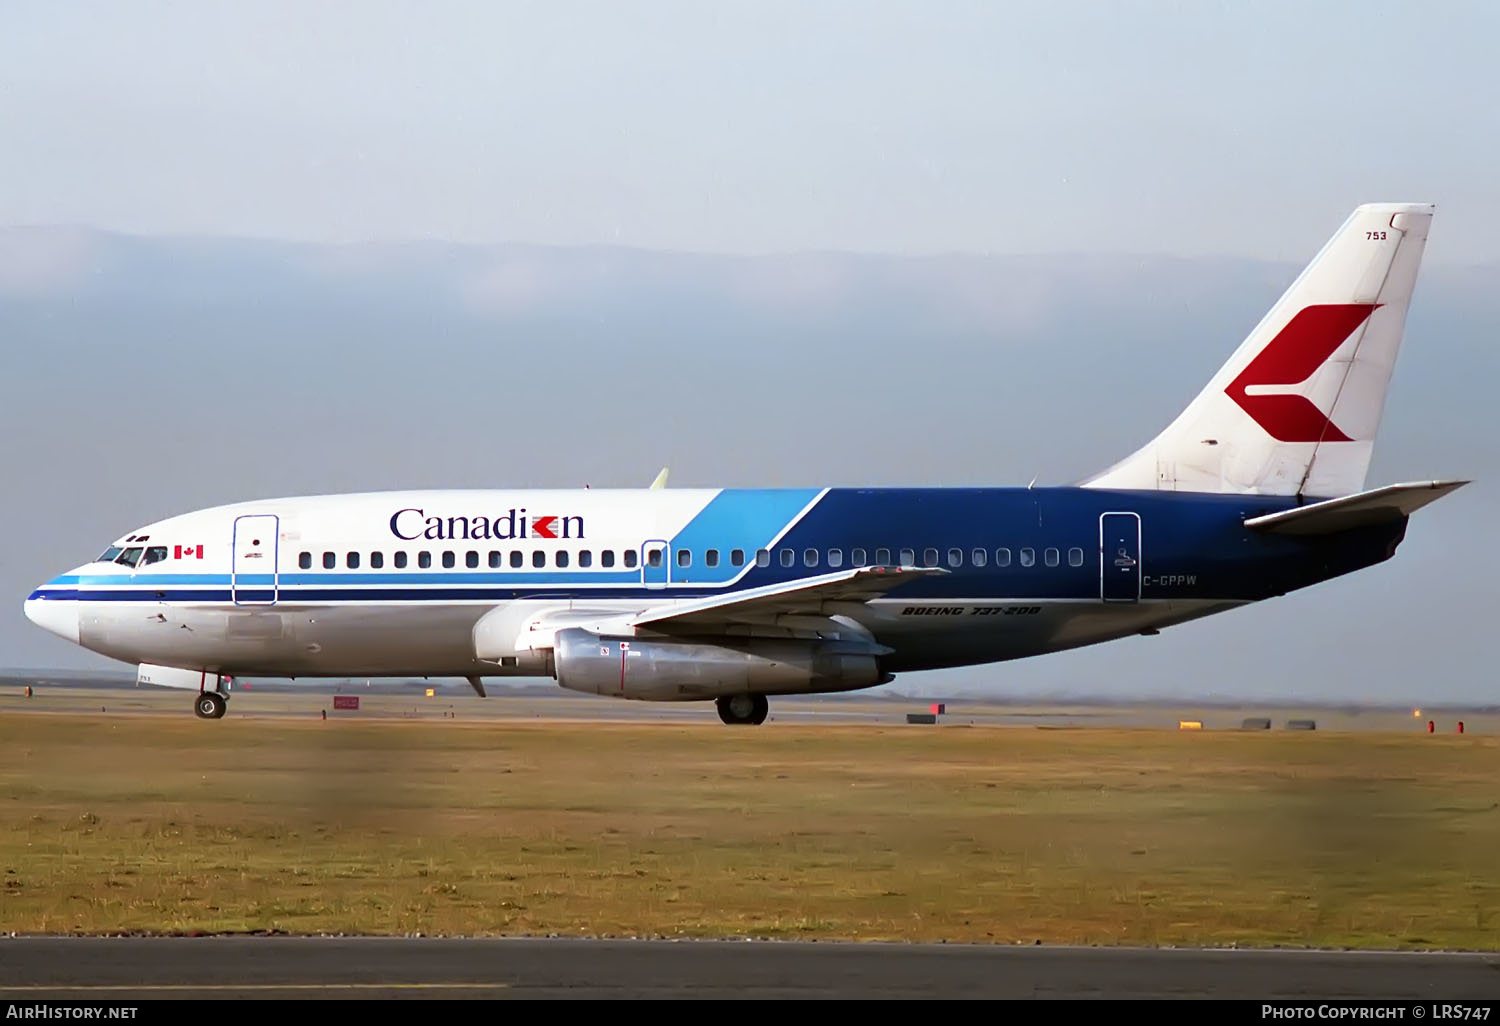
1224, 303, 1380, 442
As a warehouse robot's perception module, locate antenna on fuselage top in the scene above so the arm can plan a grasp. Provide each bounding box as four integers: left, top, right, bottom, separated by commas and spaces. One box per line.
649, 467, 670, 490
1027, 476, 1037, 490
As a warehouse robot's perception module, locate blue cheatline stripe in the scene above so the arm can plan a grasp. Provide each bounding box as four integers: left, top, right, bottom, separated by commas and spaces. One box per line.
62, 571, 655, 587
36, 587, 760, 603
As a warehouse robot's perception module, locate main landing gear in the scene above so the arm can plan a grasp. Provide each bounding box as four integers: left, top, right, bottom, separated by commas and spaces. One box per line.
194, 691, 227, 720
716, 693, 769, 726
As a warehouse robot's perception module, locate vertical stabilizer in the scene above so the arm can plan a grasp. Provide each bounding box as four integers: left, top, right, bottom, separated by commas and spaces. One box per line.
1083, 203, 1434, 497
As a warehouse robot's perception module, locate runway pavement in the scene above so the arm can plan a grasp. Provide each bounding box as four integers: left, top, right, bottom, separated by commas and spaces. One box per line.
1, 937, 1498, 999
6, 681, 1495, 733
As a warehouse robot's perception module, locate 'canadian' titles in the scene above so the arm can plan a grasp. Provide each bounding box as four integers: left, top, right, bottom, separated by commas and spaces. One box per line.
389, 508, 584, 541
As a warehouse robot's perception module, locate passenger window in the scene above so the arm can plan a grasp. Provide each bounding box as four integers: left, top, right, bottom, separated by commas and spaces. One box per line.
299, 552, 312, 570
1069, 547, 1084, 567
1045, 548, 1059, 567
851, 548, 867, 567
370, 552, 384, 569
677, 549, 691, 568
947, 548, 963, 568
731, 549, 744, 566
827, 549, 843, 568
756, 549, 771, 567
1020, 547, 1035, 567
899, 548, 915, 566
705, 549, 719, 568
601, 550, 615, 568
579, 550, 592, 568
802, 548, 817, 568
647, 549, 663, 568
347, 552, 360, 569
510, 551, 523, 568
532, 551, 546, 568
922, 548, 938, 568
489, 551, 503, 568
996, 548, 1011, 567
323, 552, 336, 570
624, 550, 638, 569
442, 551, 455, 569
556, 551, 569, 568
971, 548, 987, 567
466, 551, 479, 569
780, 549, 795, 568
875, 548, 891, 565
419, 551, 432, 569
395, 551, 408, 569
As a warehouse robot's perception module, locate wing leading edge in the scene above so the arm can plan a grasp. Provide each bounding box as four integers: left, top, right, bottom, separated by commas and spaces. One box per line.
630, 565, 948, 631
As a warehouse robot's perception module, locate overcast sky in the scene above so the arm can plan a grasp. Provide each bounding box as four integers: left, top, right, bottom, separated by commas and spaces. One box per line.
3, 3, 1497, 704
3, 1, 1499, 262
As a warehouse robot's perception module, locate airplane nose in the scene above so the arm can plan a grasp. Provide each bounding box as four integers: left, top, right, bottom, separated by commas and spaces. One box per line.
23, 594, 80, 645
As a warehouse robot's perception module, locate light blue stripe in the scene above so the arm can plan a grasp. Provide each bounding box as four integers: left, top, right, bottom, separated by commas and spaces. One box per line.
666, 488, 821, 584
64, 571, 654, 588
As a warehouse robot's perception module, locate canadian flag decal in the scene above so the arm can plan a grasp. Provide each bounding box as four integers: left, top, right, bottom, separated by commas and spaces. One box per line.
1224, 303, 1380, 443
174, 544, 204, 560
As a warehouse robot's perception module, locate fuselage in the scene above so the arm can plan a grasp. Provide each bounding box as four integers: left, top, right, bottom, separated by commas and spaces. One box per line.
20, 203, 1447, 724
23, 486, 1406, 686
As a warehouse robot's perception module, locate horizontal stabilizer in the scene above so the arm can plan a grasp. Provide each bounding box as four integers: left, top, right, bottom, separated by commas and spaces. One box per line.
631, 565, 946, 631
1244, 480, 1468, 536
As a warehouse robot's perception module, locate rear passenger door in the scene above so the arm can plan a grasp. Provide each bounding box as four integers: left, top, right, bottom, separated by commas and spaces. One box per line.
1100, 512, 1141, 603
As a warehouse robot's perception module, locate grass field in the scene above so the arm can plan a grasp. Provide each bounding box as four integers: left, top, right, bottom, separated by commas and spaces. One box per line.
2, 713, 1497, 947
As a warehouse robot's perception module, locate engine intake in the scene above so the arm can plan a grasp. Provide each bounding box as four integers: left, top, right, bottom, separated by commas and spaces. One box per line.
553, 628, 890, 701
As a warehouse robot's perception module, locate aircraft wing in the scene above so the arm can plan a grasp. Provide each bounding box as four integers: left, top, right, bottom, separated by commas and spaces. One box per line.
1244, 480, 1468, 536
630, 565, 947, 631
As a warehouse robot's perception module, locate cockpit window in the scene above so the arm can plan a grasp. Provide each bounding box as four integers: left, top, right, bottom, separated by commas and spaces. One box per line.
140, 546, 169, 566
97, 546, 123, 563
115, 547, 144, 567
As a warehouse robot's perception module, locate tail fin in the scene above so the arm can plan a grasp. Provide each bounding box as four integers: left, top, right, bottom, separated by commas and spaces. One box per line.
1083, 203, 1434, 497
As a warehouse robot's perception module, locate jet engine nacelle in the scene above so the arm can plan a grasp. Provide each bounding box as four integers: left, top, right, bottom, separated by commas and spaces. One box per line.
552, 628, 891, 701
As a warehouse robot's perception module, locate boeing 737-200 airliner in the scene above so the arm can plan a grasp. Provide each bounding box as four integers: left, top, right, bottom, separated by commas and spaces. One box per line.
24, 204, 1466, 723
